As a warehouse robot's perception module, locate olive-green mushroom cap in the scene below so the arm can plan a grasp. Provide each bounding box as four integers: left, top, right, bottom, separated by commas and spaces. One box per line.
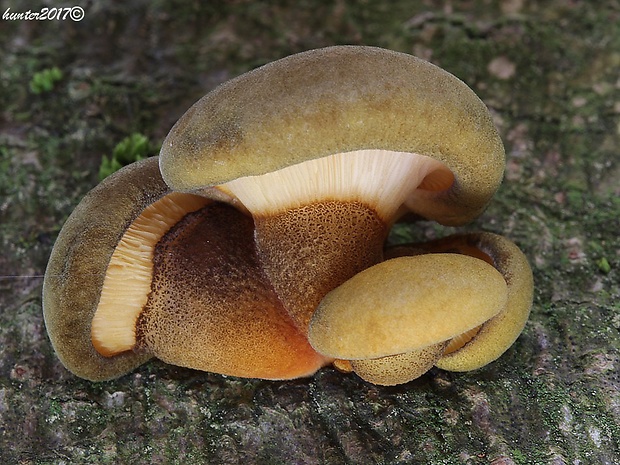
42, 157, 167, 381
159, 45, 505, 225
308, 254, 508, 360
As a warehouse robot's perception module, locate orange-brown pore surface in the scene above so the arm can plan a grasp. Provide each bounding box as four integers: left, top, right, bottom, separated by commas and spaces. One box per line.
91, 192, 328, 380
134, 202, 327, 379
91, 192, 210, 356
253, 200, 387, 333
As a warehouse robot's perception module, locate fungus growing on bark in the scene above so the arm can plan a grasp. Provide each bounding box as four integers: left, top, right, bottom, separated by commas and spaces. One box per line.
43, 46, 531, 385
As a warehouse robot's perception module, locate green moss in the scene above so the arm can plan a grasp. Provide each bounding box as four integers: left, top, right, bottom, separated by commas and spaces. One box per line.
98, 133, 156, 180
29, 67, 63, 94
596, 257, 612, 274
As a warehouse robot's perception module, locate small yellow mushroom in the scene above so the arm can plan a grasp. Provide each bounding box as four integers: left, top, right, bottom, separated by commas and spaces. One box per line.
385, 232, 534, 373
307, 254, 509, 385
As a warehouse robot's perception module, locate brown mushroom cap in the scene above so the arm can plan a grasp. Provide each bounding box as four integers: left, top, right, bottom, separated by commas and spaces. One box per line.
307, 254, 508, 360
159, 45, 505, 226
43, 157, 169, 380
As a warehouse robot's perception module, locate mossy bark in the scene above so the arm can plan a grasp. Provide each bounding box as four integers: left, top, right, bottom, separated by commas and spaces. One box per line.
1, 1, 619, 464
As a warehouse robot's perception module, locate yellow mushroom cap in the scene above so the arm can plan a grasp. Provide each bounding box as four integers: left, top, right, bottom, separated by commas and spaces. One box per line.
349, 344, 449, 386
385, 232, 534, 372
433, 233, 534, 371
307, 254, 508, 360
159, 45, 505, 225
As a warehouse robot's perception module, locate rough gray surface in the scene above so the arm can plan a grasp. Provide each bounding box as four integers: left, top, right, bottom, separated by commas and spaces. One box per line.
1, 1, 619, 464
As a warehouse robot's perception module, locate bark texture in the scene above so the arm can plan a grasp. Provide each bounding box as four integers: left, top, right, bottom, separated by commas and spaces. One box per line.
1, 1, 619, 463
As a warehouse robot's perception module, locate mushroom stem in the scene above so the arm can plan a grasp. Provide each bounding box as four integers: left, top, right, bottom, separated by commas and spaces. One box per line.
215, 149, 453, 333
135, 202, 329, 379
351, 342, 448, 386
253, 200, 387, 332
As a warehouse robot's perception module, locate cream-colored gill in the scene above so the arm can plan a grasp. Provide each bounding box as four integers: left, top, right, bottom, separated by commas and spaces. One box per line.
91, 192, 209, 356
215, 149, 452, 221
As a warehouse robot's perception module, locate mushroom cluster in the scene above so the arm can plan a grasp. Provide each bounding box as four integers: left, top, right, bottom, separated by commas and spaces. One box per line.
43, 46, 533, 385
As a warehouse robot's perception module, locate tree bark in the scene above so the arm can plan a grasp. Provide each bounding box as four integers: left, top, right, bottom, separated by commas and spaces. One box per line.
1, 1, 618, 463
